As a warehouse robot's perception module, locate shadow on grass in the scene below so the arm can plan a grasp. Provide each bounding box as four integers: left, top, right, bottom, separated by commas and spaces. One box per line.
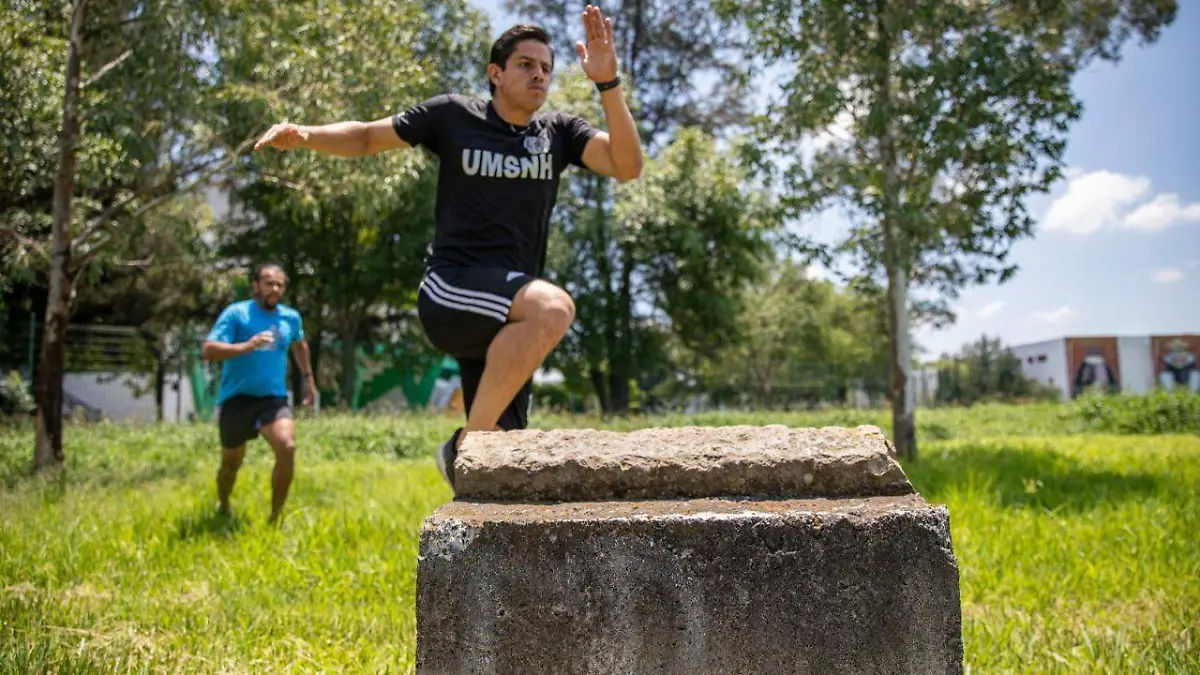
904, 441, 1165, 513
175, 508, 247, 541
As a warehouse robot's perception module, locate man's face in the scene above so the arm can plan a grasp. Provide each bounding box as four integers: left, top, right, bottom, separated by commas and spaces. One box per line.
490, 40, 553, 111
253, 268, 287, 309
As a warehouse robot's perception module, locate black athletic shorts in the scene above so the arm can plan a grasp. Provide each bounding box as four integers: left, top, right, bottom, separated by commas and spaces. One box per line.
416, 265, 537, 431
218, 394, 292, 448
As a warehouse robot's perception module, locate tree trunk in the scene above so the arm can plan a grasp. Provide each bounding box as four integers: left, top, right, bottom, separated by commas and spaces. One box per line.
34, 0, 87, 472
33, 277, 72, 470
608, 245, 635, 414
884, 233, 915, 458
339, 328, 357, 410
153, 334, 166, 423
876, 1, 916, 459
589, 366, 610, 413
592, 178, 618, 415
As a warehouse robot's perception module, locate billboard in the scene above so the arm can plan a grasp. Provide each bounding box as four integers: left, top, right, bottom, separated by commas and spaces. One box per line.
1067, 337, 1121, 398
1151, 334, 1200, 393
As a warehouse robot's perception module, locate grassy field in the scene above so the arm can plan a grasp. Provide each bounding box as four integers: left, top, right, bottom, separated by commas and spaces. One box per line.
0, 404, 1197, 673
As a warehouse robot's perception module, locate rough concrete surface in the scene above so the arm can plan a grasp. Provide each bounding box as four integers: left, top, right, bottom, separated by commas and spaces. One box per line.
416, 495, 963, 675
453, 425, 912, 501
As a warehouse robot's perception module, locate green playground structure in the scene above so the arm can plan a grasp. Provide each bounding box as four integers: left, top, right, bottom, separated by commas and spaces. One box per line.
184, 329, 460, 422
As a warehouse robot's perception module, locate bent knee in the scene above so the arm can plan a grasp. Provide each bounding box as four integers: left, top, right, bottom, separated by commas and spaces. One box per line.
273, 440, 297, 460
538, 291, 575, 337
514, 282, 576, 338
221, 448, 246, 467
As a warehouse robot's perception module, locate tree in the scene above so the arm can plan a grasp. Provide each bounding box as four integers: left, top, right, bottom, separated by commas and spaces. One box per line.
505, 0, 751, 145
213, 0, 488, 407
505, 1, 759, 414
3, 0, 263, 470
934, 334, 1059, 406
697, 260, 888, 408
719, 0, 1177, 457
70, 194, 233, 421
537, 68, 778, 412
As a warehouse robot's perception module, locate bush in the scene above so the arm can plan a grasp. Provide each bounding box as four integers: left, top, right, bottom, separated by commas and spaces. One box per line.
1073, 390, 1200, 435
0, 370, 35, 418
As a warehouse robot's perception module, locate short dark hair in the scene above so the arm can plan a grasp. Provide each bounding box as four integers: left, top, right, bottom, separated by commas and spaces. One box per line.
488, 24, 554, 95
251, 263, 286, 283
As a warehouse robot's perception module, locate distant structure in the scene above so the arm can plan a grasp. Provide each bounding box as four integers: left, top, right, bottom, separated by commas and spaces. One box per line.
1008, 334, 1199, 400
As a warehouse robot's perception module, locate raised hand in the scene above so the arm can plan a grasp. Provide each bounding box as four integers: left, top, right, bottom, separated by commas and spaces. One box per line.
253, 122, 309, 151
575, 4, 619, 83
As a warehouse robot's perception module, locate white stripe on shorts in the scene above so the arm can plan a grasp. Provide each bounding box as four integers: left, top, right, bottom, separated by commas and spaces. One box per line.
420, 281, 508, 323
427, 271, 513, 310
423, 273, 511, 316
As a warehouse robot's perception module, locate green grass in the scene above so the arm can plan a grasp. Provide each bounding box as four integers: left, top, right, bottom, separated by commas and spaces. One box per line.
1, 405, 1197, 673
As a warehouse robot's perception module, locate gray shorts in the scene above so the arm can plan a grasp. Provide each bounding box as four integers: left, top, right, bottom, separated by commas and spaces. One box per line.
218, 395, 292, 448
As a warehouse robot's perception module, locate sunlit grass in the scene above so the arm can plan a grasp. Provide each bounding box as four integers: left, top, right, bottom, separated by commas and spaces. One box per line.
1, 406, 1196, 673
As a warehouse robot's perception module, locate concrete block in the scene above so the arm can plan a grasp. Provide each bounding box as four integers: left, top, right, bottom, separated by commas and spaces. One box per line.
417, 426, 963, 675
454, 425, 912, 501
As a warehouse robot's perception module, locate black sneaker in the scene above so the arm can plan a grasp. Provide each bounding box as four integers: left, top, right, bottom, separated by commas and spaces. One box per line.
436, 427, 462, 490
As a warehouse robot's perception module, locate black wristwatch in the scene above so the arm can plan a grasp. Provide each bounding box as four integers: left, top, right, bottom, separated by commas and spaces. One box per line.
596, 76, 621, 92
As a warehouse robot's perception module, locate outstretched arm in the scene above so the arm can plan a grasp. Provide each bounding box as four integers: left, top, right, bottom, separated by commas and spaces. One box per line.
576, 5, 644, 182
253, 117, 411, 157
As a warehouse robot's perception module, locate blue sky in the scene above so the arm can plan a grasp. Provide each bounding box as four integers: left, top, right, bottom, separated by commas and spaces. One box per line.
470, 0, 1200, 359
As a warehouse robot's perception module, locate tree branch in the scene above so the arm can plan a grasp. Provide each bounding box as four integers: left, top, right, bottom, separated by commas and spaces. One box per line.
71, 134, 258, 253
82, 48, 133, 89
83, 12, 150, 40
71, 133, 259, 268
112, 254, 156, 268
0, 225, 51, 263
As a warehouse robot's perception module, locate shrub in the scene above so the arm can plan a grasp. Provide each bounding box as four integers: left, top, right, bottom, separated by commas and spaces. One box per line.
0, 370, 35, 418
1073, 390, 1200, 435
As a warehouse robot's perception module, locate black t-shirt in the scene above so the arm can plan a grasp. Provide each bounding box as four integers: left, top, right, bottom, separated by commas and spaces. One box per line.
391, 94, 599, 276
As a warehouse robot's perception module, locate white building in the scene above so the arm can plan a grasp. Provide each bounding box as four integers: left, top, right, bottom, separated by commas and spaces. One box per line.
1008, 333, 1198, 400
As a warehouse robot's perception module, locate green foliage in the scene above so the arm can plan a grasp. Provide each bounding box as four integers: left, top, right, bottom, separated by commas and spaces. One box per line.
0, 412, 1197, 672
215, 0, 489, 403
537, 69, 781, 411
935, 334, 1063, 406
500, 0, 756, 413
0, 1, 62, 282
614, 127, 777, 356
695, 259, 889, 408
1073, 390, 1200, 435
505, 0, 751, 145
0, 370, 35, 418
718, 0, 1175, 311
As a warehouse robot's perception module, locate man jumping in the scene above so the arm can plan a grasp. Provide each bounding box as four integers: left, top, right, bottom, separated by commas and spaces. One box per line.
202, 263, 316, 523
252, 5, 643, 491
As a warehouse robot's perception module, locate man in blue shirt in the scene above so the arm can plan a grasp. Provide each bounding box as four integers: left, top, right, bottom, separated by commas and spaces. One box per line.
203, 263, 316, 524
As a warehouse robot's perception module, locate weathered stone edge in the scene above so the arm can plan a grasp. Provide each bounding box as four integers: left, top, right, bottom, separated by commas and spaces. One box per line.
454, 424, 912, 501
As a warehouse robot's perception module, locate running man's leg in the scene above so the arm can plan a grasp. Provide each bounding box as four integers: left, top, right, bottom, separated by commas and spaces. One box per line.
216, 395, 257, 515
217, 445, 246, 515
258, 400, 297, 524
461, 279, 572, 438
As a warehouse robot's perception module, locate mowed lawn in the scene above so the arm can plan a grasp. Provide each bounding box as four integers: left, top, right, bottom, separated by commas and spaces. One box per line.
0, 406, 1197, 674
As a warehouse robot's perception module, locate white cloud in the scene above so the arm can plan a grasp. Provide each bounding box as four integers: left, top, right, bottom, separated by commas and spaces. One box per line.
1042, 169, 1200, 235
1122, 194, 1200, 231
1151, 268, 1184, 284
1188, 259, 1199, 269
1042, 170, 1150, 234
977, 301, 1004, 319
1031, 305, 1074, 324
